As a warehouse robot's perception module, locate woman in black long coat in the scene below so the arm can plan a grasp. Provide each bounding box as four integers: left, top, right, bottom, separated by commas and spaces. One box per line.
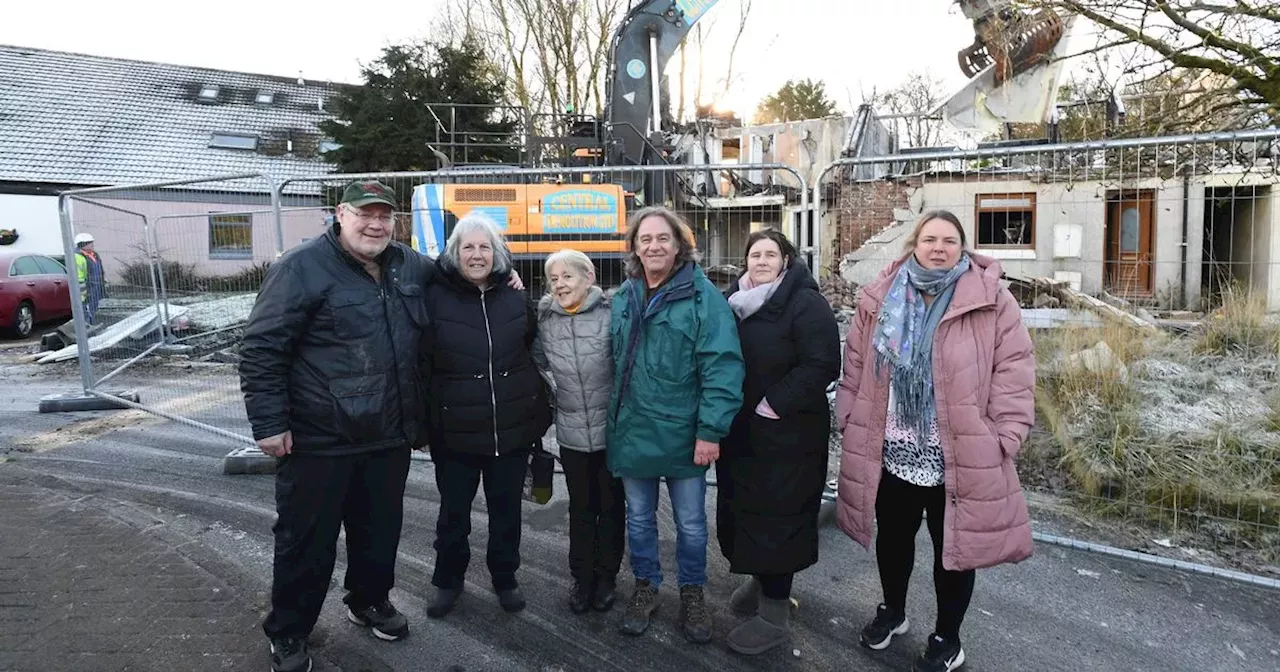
716, 227, 842, 655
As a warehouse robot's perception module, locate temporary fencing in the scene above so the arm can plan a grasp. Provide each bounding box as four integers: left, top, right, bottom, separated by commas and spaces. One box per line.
50, 173, 318, 444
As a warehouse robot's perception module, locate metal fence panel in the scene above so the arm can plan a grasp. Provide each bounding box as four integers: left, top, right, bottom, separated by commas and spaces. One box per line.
53, 173, 292, 445
815, 129, 1280, 565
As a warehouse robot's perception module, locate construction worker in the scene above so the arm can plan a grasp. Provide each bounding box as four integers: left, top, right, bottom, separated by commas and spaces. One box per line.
74, 233, 106, 325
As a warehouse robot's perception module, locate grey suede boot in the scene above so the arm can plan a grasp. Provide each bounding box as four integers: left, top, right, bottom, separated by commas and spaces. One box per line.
728, 576, 761, 615
726, 596, 790, 655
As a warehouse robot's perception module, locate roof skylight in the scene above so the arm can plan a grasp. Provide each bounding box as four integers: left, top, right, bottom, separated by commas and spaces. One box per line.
209, 133, 258, 150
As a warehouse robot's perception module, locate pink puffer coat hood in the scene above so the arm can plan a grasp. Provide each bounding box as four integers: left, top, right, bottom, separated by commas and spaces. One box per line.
834, 251, 1036, 571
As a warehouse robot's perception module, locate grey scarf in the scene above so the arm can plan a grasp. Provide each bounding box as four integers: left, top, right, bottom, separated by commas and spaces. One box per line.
871, 253, 971, 441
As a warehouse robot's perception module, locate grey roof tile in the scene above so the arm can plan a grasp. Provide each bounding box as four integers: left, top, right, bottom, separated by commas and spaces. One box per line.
0, 44, 344, 194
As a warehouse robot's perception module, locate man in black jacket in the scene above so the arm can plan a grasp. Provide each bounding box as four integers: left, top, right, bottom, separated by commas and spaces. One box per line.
239, 180, 430, 672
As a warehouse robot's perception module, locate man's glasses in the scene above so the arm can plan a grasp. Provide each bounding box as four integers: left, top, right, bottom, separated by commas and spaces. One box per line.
344, 205, 394, 224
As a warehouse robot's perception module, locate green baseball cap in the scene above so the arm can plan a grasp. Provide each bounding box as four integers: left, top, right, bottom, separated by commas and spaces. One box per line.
340, 180, 397, 208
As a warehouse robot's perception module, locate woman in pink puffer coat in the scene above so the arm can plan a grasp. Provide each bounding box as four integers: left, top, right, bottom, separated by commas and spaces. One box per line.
834, 210, 1036, 672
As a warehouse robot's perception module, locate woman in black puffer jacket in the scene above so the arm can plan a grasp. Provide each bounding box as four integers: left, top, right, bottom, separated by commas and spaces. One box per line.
422, 211, 550, 620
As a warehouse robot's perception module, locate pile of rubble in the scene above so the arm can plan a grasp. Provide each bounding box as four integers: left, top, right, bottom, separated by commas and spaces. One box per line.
34, 293, 258, 365
820, 273, 859, 313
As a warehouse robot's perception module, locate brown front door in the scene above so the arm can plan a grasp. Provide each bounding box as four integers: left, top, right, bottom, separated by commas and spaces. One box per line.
1105, 190, 1155, 296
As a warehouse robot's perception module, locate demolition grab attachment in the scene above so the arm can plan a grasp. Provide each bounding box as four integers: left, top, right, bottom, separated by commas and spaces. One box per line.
956, 4, 1066, 86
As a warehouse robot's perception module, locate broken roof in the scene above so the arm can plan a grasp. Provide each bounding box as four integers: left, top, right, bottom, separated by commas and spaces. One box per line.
0, 44, 343, 192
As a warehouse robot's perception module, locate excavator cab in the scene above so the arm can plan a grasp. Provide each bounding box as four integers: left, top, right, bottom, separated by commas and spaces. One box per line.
955, 0, 1065, 86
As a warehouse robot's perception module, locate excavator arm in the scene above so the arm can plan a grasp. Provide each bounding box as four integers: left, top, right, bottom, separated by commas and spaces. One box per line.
603, 0, 720, 173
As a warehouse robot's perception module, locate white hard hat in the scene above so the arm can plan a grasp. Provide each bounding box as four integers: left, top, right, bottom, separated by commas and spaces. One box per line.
74, 233, 94, 245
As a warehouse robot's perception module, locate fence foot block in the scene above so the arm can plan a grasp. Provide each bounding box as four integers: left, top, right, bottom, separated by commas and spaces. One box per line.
223, 446, 276, 475
817, 496, 837, 527
38, 390, 141, 413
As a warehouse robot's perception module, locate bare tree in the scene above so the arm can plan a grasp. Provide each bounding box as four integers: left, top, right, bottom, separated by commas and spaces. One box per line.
440, 0, 626, 119
435, 1, 757, 129
677, 41, 688, 123
695, 22, 713, 114
721, 0, 753, 98
1040, 0, 1280, 119
867, 70, 950, 148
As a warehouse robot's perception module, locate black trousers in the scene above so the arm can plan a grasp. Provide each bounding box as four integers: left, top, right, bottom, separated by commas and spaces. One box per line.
559, 449, 625, 584
757, 572, 794, 600
875, 469, 976, 640
431, 446, 529, 591
263, 448, 412, 639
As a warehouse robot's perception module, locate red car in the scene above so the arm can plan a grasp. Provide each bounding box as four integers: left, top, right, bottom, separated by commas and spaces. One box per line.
0, 252, 73, 338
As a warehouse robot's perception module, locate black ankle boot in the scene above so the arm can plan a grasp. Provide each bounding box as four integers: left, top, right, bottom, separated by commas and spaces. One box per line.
592, 574, 617, 612
569, 580, 593, 614
427, 586, 462, 619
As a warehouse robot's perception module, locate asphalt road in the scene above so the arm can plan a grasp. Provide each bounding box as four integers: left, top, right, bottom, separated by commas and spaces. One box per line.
1, 360, 1278, 672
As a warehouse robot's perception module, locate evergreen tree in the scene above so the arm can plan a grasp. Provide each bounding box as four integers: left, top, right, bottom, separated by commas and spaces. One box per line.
753, 78, 840, 124
318, 37, 520, 176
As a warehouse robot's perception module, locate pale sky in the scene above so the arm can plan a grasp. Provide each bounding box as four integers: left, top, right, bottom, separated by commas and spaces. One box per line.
1, 0, 1027, 118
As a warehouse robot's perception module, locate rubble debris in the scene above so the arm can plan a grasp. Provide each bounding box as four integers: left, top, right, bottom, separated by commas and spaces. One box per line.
838, 220, 913, 287
177, 294, 257, 332
1032, 293, 1061, 309
1059, 341, 1129, 383
36, 304, 191, 364
35, 293, 258, 365
1004, 273, 1159, 333
1061, 286, 1159, 333
1022, 309, 1104, 330
1003, 274, 1070, 307
820, 273, 860, 312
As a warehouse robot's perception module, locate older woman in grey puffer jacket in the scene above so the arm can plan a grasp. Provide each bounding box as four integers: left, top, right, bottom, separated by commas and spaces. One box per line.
531, 249, 625, 616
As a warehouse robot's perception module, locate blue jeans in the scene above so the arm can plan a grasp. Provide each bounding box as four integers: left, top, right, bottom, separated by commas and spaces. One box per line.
622, 475, 708, 588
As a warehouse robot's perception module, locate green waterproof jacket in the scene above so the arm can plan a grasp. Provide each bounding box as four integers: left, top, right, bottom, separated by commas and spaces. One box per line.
606, 261, 745, 480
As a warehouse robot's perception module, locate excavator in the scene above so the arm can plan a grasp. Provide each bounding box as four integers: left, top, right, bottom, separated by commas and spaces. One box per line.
410, 0, 1071, 274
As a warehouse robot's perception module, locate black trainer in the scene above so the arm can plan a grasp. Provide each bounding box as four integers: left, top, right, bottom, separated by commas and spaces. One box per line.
860, 603, 910, 650
347, 599, 410, 641
569, 580, 593, 614
497, 585, 527, 613
269, 636, 312, 672
913, 633, 966, 672
618, 579, 658, 636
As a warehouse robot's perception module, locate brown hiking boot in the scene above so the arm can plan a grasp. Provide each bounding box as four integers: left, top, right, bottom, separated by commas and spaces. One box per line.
679, 584, 712, 644
618, 579, 658, 636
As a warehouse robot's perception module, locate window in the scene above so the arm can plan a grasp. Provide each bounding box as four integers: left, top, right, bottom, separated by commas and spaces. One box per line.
34, 256, 66, 275
198, 84, 220, 101
210, 214, 253, 259
1119, 206, 1140, 254
9, 256, 41, 276
209, 133, 258, 150
255, 91, 275, 105
975, 193, 1035, 248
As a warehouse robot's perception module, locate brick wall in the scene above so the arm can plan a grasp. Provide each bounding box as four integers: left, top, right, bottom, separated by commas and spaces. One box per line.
835, 177, 911, 258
